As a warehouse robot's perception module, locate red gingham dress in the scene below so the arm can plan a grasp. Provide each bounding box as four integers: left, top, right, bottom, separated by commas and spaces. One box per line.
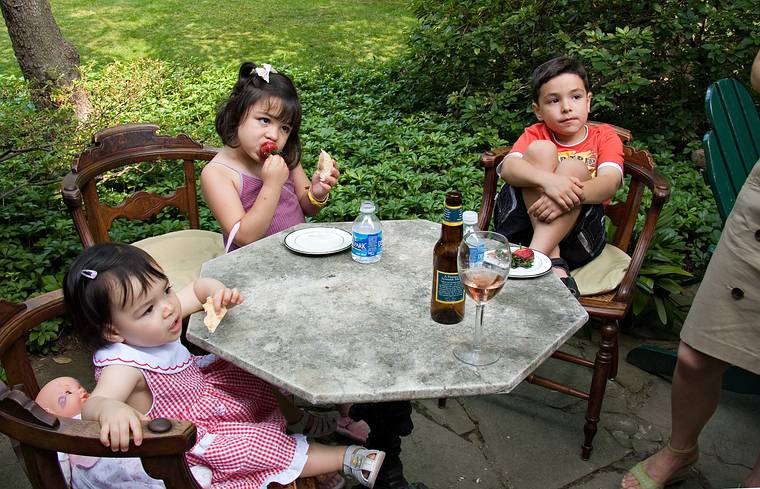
93, 340, 308, 489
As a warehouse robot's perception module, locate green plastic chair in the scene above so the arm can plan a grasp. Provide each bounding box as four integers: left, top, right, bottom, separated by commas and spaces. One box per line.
702, 78, 760, 223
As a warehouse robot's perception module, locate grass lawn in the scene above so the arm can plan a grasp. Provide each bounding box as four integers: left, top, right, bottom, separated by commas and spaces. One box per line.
0, 0, 414, 75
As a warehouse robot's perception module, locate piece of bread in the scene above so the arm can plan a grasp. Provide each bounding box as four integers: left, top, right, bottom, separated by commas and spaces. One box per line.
202, 297, 227, 333
317, 149, 333, 182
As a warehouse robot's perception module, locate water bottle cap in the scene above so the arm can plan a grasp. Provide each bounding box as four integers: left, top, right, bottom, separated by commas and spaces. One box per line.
463, 211, 478, 225
359, 200, 376, 213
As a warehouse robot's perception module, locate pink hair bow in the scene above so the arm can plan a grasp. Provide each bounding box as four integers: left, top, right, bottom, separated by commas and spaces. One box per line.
254, 63, 278, 83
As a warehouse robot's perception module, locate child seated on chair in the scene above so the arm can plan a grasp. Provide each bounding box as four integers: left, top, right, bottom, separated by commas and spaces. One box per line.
63, 242, 385, 489
495, 56, 624, 297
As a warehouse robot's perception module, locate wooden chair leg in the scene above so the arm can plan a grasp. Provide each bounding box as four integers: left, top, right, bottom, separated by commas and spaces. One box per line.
581, 322, 616, 460
609, 320, 619, 380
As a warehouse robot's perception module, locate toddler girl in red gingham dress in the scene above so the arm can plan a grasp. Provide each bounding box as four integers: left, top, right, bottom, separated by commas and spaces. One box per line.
63, 242, 385, 489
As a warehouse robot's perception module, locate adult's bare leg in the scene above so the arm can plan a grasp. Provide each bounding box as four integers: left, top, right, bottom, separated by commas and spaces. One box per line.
621, 342, 729, 488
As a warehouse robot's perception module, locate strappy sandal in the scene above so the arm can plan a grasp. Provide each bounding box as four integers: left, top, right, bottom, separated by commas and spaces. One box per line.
621, 442, 698, 489
287, 410, 339, 438
343, 445, 385, 488
336, 416, 370, 444
550, 257, 580, 299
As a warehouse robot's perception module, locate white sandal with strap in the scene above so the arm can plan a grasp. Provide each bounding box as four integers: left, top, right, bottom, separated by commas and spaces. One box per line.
342, 445, 385, 488
287, 410, 339, 438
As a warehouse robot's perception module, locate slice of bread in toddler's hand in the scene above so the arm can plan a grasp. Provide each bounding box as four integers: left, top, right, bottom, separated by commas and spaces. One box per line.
317, 149, 333, 182
202, 297, 227, 333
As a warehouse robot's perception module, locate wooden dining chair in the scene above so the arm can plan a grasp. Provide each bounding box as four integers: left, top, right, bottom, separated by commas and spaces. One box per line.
61, 123, 224, 291
476, 122, 671, 459
0, 291, 317, 489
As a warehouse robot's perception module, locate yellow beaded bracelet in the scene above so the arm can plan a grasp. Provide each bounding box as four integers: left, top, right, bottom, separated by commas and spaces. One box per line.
307, 188, 329, 208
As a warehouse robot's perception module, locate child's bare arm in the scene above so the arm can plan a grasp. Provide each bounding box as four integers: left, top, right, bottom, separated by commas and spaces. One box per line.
200, 162, 282, 246
501, 155, 584, 209
576, 168, 621, 204
176, 277, 243, 317
81, 364, 148, 451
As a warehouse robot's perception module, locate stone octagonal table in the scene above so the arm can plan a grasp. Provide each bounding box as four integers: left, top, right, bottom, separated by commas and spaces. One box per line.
187, 219, 588, 489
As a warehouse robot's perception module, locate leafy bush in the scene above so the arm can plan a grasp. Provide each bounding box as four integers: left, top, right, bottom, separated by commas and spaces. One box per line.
402, 0, 760, 147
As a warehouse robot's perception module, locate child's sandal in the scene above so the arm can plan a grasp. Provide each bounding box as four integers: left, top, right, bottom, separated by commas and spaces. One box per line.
287, 410, 338, 438
342, 445, 385, 488
550, 257, 580, 299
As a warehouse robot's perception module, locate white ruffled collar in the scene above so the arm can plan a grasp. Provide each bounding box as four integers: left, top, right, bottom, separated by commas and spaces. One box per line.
93, 339, 193, 374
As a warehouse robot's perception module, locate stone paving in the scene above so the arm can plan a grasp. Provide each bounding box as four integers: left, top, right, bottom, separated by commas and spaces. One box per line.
2, 328, 758, 489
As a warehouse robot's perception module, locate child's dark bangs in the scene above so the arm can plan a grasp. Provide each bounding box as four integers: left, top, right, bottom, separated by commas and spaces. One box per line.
265, 95, 299, 127
107, 263, 166, 309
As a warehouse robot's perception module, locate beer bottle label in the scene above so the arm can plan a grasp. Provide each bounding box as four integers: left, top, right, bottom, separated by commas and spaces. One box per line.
352, 230, 382, 258
434, 270, 465, 304
442, 205, 463, 226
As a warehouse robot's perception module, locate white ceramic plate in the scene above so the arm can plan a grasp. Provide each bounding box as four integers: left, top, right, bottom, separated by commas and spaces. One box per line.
508, 245, 552, 278
284, 227, 352, 255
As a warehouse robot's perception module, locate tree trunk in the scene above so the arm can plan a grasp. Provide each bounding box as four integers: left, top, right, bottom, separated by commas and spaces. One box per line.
1, 0, 91, 119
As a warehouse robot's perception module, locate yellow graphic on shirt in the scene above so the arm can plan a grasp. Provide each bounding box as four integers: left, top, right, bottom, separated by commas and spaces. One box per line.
557, 150, 597, 176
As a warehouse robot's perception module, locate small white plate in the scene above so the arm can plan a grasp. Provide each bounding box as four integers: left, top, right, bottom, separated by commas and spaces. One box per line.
284, 227, 352, 255
509, 245, 552, 278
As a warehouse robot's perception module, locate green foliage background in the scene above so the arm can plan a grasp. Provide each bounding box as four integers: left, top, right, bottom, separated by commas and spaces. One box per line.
1, 0, 758, 354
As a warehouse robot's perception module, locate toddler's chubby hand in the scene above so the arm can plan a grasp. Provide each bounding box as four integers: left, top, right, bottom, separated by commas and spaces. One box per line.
96, 399, 149, 452
310, 158, 340, 201
261, 154, 290, 187
542, 174, 584, 210
211, 286, 244, 315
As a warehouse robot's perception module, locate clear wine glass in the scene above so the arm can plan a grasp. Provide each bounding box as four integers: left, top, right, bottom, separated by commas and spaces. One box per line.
453, 230, 511, 366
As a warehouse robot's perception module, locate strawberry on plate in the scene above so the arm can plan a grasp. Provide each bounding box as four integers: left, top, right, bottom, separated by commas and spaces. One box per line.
511, 246, 535, 268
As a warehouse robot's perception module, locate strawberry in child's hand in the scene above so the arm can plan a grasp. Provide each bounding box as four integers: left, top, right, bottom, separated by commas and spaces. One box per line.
260, 141, 280, 159
511, 247, 535, 268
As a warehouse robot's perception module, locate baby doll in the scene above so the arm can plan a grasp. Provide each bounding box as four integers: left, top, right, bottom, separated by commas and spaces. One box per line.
36, 377, 212, 488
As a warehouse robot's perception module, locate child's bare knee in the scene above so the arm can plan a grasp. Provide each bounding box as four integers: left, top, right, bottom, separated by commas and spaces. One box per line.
556, 158, 591, 180
523, 141, 558, 170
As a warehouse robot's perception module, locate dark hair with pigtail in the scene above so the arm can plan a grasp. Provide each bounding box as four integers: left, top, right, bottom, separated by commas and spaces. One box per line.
63, 243, 168, 350
215, 61, 302, 169
531, 56, 590, 103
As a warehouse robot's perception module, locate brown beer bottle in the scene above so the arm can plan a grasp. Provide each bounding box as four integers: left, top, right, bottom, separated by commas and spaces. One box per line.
431, 190, 465, 324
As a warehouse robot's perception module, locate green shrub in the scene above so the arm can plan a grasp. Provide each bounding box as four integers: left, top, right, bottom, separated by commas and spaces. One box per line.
402, 0, 760, 147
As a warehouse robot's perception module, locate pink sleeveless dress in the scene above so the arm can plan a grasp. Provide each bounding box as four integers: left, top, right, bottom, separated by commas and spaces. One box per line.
209, 161, 305, 252
93, 341, 308, 489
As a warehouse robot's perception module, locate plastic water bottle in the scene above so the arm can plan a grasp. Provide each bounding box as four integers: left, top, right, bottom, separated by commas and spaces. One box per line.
351, 200, 382, 263
463, 211, 484, 267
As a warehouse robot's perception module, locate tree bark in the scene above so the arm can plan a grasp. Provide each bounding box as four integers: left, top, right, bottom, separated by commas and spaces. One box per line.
1, 0, 91, 118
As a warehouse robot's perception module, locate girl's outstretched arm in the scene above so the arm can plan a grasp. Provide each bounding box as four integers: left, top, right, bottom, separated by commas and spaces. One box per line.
81, 364, 148, 451
176, 277, 243, 317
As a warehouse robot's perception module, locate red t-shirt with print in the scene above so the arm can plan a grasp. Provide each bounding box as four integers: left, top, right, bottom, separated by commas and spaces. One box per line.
508, 122, 624, 181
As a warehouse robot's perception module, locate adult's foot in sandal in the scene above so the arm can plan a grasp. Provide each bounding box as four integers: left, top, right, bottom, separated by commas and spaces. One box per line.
620, 442, 699, 489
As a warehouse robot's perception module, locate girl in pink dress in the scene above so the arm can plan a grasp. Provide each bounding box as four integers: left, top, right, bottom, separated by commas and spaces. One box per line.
200, 62, 370, 449
63, 243, 385, 489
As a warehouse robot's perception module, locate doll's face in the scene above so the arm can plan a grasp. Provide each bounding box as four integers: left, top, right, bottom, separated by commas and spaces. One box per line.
35, 376, 89, 417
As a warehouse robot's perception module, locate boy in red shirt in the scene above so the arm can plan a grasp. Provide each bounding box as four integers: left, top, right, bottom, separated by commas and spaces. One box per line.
495, 56, 624, 297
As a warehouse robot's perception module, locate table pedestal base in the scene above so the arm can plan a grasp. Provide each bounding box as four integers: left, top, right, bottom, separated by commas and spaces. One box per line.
349, 401, 430, 489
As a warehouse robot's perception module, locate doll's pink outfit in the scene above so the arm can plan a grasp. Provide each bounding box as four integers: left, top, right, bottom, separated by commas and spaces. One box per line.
208, 161, 305, 252
93, 340, 308, 489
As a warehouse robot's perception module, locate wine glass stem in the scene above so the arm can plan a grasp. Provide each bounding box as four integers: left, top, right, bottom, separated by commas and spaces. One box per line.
473, 303, 485, 352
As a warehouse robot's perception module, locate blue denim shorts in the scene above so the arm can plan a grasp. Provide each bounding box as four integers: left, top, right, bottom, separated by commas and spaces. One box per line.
493, 182, 606, 269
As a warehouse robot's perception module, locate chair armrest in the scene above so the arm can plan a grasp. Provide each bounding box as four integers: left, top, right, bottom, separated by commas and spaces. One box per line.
477, 147, 512, 230
613, 165, 670, 307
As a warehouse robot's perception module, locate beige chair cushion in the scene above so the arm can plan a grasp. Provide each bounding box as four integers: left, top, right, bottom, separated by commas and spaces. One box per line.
133, 230, 224, 290
571, 244, 631, 296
